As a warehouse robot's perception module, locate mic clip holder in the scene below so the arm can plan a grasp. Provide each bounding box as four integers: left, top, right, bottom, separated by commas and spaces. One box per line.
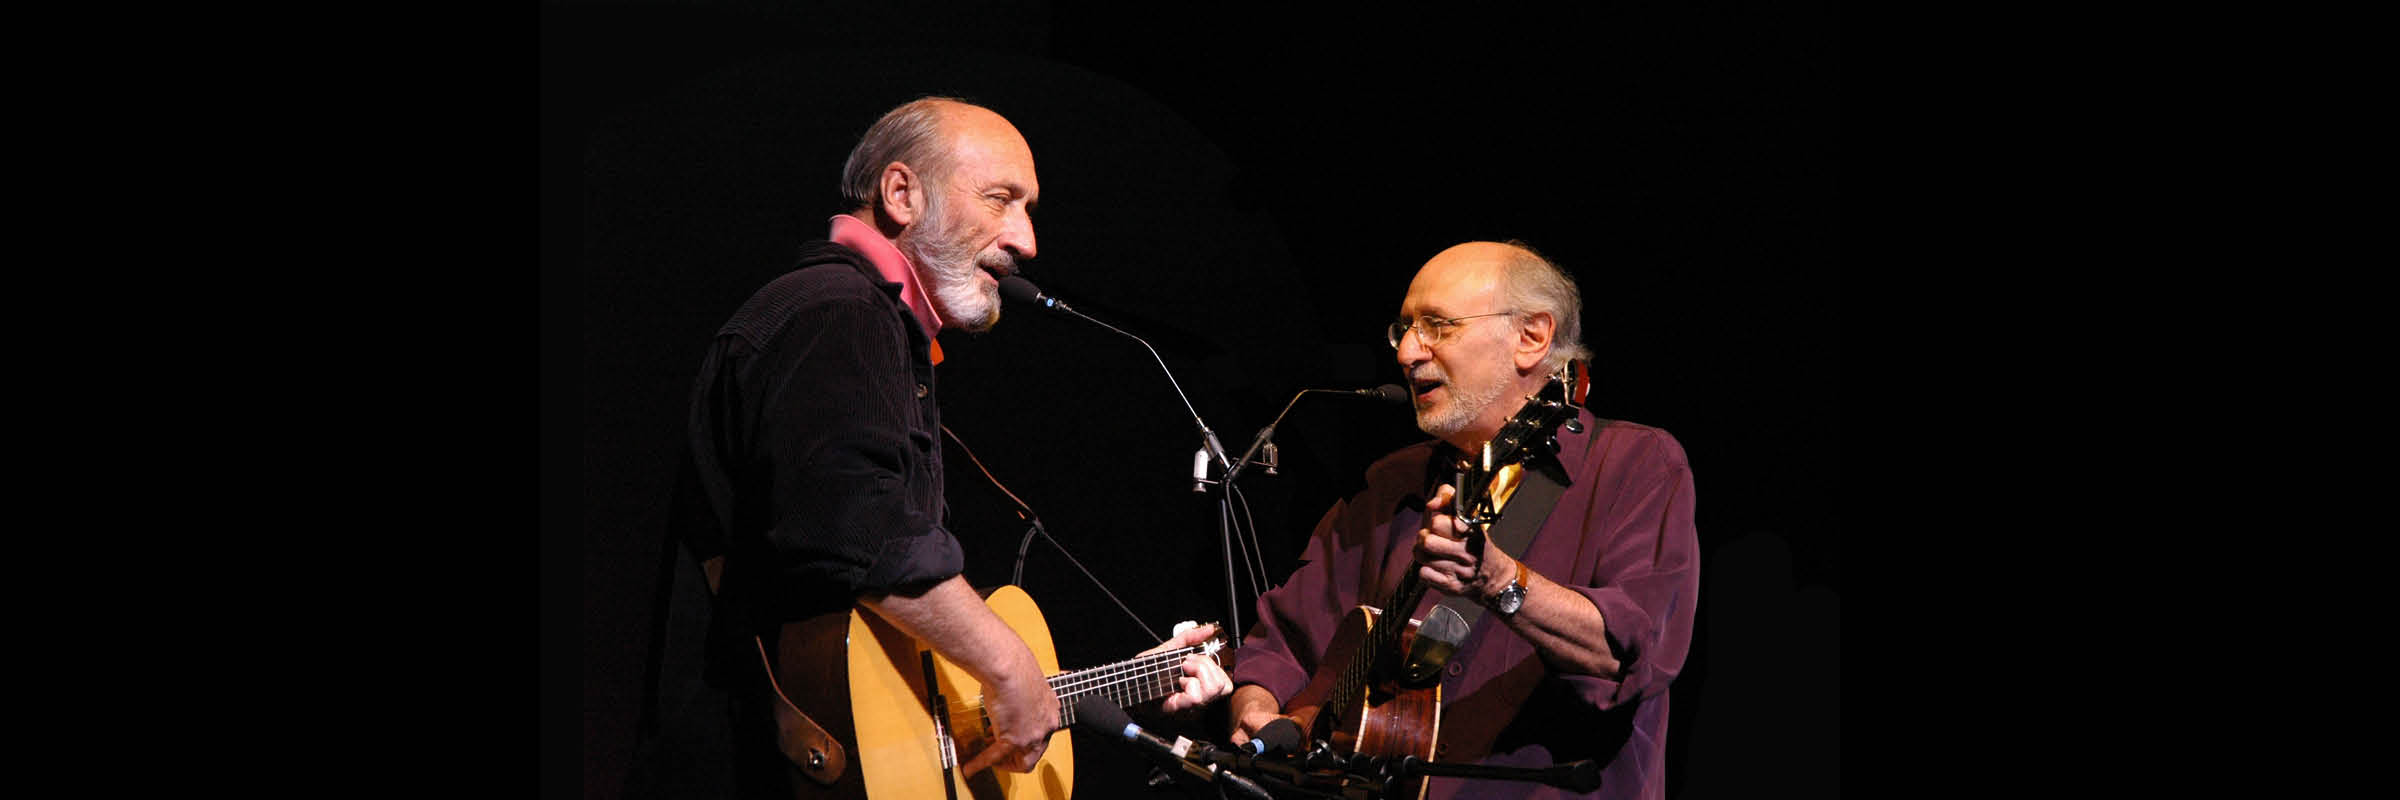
1191, 429, 1233, 493
1219, 386, 1390, 488
1197, 427, 1277, 492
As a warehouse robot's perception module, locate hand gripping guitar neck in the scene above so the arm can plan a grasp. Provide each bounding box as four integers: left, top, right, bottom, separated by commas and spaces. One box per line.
1287, 365, 1586, 795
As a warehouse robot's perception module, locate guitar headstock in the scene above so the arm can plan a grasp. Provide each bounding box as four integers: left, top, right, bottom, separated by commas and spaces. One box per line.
1452, 366, 1585, 534
1172, 620, 1234, 668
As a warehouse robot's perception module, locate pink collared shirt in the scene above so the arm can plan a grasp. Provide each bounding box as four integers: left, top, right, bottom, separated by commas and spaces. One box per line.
828, 214, 944, 340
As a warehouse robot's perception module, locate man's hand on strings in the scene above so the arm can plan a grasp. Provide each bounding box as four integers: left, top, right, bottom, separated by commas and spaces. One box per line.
1416, 483, 1515, 602
1141, 621, 1232, 715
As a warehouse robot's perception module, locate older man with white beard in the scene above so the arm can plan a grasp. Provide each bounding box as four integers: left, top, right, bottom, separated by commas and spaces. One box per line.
1221, 241, 1702, 800
635, 97, 1228, 800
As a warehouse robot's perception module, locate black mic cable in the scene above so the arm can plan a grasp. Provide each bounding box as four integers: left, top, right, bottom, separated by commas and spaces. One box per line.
1221, 385, 1407, 608
1072, 696, 1273, 800
1001, 275, 1255, 643
1002, 277, 1408, 646
998, 276, 1235, 481
939, 423, 1163, 643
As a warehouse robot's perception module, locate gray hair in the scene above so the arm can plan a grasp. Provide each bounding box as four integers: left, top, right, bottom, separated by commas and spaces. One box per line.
1495, 239, 1591, 374
840, 96, 972, 212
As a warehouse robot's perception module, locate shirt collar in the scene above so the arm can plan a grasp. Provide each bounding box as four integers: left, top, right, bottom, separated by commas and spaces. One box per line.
828, 214, 944, 339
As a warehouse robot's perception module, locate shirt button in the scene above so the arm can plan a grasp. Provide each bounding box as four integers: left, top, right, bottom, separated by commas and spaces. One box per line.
1447, 662, 1463, 677
915, 384, 929, 398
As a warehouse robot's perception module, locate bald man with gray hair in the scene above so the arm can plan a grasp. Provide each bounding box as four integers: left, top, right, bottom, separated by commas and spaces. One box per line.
1223, 240, 1701, 799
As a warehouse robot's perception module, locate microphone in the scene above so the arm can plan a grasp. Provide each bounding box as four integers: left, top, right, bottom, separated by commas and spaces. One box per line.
1244, 717, 1305, 757
997, 275, 1259, 642
997, 275, 1072, 313
1226, 383, 1411, 484
996, 276, 1236, 478
1073, 696, 1272, 800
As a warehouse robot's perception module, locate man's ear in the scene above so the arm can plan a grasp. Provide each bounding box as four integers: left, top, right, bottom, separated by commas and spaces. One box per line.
879, 161, 921, 227
1514, 311, 1557, 373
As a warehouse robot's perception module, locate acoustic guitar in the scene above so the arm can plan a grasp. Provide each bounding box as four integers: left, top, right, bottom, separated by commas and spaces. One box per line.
1278, 371, 1582, 799
764, 584, 1226, 800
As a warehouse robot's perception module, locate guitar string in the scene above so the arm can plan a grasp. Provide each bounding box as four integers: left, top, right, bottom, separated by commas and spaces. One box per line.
1325, 454, 1472, 720
941, 663, 1192, 736
1305, 387, 1577, 727
950, 647, 1193, 711
939, 645, 1206, 717
940, 387, 1574, 742
1043, 650, 1196, 699
1328, 446, 1514, 719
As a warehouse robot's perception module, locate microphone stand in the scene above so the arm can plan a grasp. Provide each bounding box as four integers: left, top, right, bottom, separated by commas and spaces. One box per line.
1012, 295, 1256, 645
1208, 386, 1407, 647
1000, 278, 1405, 651
1222, 390, 1319, 486
1193, 746, 1373, 800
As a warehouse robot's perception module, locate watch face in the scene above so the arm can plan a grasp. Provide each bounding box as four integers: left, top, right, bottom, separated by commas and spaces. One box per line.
1495, 587, 1524, 614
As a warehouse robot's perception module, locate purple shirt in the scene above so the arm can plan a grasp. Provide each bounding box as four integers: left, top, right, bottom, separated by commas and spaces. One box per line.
1232, 410, 1701, 800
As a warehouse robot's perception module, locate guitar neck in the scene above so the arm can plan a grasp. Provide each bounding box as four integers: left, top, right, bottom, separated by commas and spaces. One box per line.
1326, 458, 1490, 724
1046, 644, 1214, 727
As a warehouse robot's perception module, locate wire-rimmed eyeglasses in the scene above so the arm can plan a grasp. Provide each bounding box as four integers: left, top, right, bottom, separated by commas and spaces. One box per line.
1386, 312, 1515, 349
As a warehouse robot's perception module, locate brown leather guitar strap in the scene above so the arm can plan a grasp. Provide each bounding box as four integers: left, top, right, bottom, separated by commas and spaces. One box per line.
1432, 418, 1607, 643
751, 635, 849, 785
706, 554, 849, 786
1431, 455, 1570, 635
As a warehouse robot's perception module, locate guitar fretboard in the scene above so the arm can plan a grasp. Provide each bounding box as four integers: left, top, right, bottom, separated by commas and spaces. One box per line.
1327, 567, 1429, 727
1326, 451, 1497, 727
950, 643, 1218, 737
1051, 644, 1213, 724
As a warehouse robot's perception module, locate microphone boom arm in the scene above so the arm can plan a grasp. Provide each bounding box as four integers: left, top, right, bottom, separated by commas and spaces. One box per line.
1050, 305, 1235, 475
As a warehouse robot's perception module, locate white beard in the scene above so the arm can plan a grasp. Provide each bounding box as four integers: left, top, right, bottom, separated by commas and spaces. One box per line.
899, 191, 1007, 333
1414, 362, 1512, 440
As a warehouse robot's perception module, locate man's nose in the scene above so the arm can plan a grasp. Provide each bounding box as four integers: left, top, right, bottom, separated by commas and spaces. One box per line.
1395, 327, 1432, 367
998, 209, 1037, 262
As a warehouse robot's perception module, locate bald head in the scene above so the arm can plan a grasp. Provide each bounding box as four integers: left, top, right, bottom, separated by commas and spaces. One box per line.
838, 97, 1041, 333
841, 97, 1034, 215
1419, 240, 1588, 375
1415, 242, 1520, 293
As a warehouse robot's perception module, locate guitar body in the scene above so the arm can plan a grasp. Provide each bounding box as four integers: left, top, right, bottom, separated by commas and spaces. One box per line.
1283, 606, 1441, 800
771, 585, 1074, 800
1282, 369, 1583, 800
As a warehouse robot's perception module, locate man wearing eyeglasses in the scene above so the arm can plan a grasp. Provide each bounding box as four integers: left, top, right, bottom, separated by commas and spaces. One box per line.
1220, 241, 1701, 799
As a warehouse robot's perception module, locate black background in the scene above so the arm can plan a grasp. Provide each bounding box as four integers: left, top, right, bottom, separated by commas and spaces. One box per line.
544, 1, 1839, 797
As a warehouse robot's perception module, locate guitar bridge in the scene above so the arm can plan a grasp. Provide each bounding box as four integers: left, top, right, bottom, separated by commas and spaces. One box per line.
921, 651, 958, 771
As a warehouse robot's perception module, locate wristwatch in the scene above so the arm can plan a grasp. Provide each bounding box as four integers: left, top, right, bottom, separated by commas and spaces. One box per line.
1488, 560, 1529, 617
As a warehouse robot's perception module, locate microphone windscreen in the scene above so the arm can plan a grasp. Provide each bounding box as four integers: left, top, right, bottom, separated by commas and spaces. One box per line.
1253, 717, 1304, 755
997, 275, 1044, 306
1072, 695, 1134, 738
1370, 384, 1410, 405
1564, 759, 1602, 792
